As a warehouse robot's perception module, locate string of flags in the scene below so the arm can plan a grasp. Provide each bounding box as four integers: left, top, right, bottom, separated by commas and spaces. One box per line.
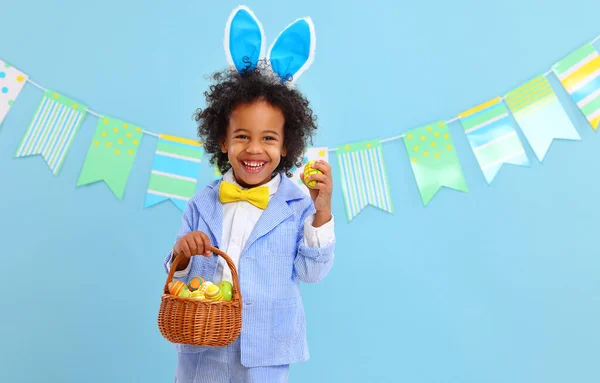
2, 34, 600, 222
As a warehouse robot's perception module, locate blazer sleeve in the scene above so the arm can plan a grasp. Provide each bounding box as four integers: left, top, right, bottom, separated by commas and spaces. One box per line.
163, 200, 199, 278
293, 202, 335, 284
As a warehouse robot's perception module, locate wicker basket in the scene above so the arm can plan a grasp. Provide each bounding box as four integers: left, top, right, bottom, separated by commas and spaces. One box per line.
157, 246, 242, 347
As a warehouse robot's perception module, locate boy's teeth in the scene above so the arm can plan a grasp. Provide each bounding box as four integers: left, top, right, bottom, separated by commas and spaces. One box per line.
243, 161, 264, 168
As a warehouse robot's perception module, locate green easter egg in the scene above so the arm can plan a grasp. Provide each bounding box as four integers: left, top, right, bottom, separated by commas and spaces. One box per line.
219, 281, 233, 301
178, 286, 191, 297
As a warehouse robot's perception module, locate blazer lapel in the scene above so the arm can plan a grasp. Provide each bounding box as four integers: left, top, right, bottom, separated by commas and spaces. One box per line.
198, 180, 223, 249
242, 175, 305, 254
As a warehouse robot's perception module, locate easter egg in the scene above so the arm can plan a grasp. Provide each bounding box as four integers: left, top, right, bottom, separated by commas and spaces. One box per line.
303, 160, 322, 189
219, 281, 233, 301
199, 281, 214, 295
191, 290, 205, 300
168, 280, 187, 296
178, 286, 191, 298
204, 284, 223, 301
188, 276, 205, 292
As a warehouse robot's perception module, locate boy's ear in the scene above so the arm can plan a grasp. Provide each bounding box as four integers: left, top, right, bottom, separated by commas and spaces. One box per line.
219, 137, 227, 153
281, 146, 287, 157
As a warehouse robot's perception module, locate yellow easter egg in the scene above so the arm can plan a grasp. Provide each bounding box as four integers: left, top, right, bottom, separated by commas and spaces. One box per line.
303, 160, 322, 189
191, 290, 205, 300
199, 281, 214, 295
204, 284, 223, 301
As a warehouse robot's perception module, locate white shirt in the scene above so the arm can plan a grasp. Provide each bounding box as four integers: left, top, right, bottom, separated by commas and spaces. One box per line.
168, 168, 335, 283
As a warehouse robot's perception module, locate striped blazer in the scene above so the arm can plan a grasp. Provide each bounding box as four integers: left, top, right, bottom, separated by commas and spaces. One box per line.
163, 174, 336, 367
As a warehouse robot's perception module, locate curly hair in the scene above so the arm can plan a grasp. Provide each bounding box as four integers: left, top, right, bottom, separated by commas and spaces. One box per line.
193, 60, 318, 178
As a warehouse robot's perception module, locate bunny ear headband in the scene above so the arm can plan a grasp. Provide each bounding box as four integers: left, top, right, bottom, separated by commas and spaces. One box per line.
223, 5, 316, 85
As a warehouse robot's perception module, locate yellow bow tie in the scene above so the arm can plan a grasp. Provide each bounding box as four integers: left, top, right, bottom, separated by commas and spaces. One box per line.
219, 181, 269, 210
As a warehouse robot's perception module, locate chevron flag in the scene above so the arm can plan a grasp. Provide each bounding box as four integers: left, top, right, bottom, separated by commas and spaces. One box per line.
145, 134, 203, 211
552, 43, 600, 130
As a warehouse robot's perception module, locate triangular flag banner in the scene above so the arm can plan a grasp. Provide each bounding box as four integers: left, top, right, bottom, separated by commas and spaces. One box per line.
552, 43, 600, 130
76, 117, 143, 199
0, 59, 28, 126
290, 147, 328, 195
336, 140, 393, 221
505, 75, 580, 161
459, 97, 529, 183
404, 122, 468, 205
145, 134, 203, 211
213, 163, 222, 180
14, 90, 87, 175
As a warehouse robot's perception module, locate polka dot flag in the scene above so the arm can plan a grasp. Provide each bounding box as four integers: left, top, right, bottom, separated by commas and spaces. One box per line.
0, 59, 27, 127
14, 90, 87, 175
335, 140, 393, 221
290, 147, 328, 195
403, 122, 468, 205
76, 116, 143, 199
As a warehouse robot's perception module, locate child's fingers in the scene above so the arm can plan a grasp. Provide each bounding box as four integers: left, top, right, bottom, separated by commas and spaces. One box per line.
199, 232, 212, 256
177, 240, 192, 258
313, 160, 331, 174
192, 234, 204, 256
308, 172, 328, 183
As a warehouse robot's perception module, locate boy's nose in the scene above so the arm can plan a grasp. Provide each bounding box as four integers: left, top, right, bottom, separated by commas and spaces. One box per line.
246, 142, 263, 154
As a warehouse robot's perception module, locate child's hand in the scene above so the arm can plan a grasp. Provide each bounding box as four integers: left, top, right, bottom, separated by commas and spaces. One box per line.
173, 231, 212, 258
300, 160, 333, 226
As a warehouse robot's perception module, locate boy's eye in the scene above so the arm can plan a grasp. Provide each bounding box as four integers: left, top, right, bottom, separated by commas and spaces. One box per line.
235, 135, 248, 140
264, 136, 275, 141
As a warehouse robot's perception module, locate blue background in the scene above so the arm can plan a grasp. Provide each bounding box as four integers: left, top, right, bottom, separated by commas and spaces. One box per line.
1, 0, 599, 382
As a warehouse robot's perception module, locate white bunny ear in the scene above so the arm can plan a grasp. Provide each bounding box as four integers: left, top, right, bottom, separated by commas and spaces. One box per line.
267, 16, 316, 84
224, 5, 266, 73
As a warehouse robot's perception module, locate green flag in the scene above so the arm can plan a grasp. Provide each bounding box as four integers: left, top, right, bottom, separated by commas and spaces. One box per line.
77, 116, 143, 199
403, 121, 467, 205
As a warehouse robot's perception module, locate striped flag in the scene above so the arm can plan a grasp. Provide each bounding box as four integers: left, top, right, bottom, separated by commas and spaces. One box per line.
552, 43, 600, 130
0, 59, 28, 126
213, 164, 222, 180
14, 90, 87, 175
505, 75, 580, 161
459, 97, 529, 183
403, 122, 468, 205
145, 134, 203, 211
336, 140, 393, 221
290, 147, 328, 195
76, 116, 143, 199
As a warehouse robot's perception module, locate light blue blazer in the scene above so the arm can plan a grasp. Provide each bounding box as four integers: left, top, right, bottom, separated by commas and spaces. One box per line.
163, 174, 335, 367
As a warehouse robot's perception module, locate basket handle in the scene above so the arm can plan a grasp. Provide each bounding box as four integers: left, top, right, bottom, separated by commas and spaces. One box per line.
163, 246, 241, 302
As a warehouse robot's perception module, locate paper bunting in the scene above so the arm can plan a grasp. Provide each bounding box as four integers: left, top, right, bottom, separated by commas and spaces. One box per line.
14, 90, 87, 175
403, 122, 468, 205
145, 134, 203, 211
213, 164, 222, 180
76, 117, 143, 199
336, 140, 393, 221
290, 147, 328, 195
0, 59, 28, 126
505, 76, 580, 161
459, 97, 529, 183
552, 43, 600, 130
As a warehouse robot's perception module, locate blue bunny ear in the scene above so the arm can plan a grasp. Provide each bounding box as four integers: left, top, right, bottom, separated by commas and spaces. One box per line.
267, 17, 316, 84
224, 6, 266, 73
